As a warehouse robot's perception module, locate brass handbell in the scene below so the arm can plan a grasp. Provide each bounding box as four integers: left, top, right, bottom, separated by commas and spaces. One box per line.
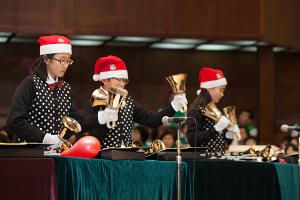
91, 89, 108, 108
202, 101, 223, 122
165, 73, 188, 112
260, 144, 272, 160
106, 87, 128, 129
223, 106, 237, 125
150, 139, 166, 153
223, 106, 240, 141
55, 116, 82, 152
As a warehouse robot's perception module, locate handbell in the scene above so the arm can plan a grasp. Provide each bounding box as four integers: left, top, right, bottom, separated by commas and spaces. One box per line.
106, 87, 128, 129
202, 101, 223, 122
223, 106, 240, 141
91, 89, 108, 108
51, 116, 82, 152
223, 106, 237, 125
150, 139, 166, 153
165, 73, 188, 112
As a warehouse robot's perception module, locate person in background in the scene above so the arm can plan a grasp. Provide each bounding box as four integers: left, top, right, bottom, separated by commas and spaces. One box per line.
238, 109, 258, 139
243, 136, 258, 145
6, 35, 98, 145
0, 126, 10, 142
132, 125, 150, 147
87, 55, 188, 148
159, 126, 177, 148
187, 67, 240, 154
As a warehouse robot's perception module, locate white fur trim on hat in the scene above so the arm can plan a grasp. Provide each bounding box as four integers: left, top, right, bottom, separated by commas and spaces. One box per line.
94, 70, 128, 81
200, 78, 227, 89
40, 44, 72, 55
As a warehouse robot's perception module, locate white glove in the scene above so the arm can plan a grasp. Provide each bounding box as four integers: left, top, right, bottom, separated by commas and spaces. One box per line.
42, 134, 62, 144
98, 108, 119, 125
171, 93, 188, 112
226, 124, 241, 140
214, 116, 230, 132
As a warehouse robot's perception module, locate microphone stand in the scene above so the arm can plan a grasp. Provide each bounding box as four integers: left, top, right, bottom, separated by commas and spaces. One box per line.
298, 131, 300, 165
176, 122, 183, 200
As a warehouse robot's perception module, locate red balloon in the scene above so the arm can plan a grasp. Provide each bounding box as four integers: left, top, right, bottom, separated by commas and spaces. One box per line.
61, 136, 101, 158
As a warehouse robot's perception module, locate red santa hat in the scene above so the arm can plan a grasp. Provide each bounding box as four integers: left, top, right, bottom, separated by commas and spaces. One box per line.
93, 55, 128, 81
199, 67, 227, 89
38, 35, 72, 55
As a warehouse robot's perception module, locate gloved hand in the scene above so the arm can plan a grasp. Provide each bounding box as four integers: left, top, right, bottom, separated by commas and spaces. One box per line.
43, 133, 62, 144
98, 107, 119, 125
214, 116, 231, 132
226, 124, 241, 140
171, 93, 188, 112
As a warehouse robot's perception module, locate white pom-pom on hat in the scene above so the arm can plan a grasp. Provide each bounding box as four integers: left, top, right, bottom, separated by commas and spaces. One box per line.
93, 74, 100, 81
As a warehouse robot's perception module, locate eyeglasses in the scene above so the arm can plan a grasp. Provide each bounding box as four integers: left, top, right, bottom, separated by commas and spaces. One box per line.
51, 57, 74, 66
111, 78, 129, 84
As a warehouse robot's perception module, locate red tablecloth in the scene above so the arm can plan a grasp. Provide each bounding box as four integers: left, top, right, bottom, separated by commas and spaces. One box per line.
0, 158, 58, 200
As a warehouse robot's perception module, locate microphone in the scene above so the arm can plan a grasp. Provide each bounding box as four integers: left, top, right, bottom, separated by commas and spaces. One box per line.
162, 116, 187, 124
280, 124, 300, 132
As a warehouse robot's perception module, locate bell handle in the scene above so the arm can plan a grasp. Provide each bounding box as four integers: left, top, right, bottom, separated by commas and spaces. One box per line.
180, 104, 187, 113
106, 120, 116, 129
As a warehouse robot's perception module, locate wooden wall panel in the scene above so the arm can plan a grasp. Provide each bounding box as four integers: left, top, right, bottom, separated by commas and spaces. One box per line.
262, 0, 280, 42
279, 0, 300, 47
263, 0, 300, 47
168, 0, 218, 37
71, 0, 116, 34
217, 0, 261, 38
258, 47, 275, 144
0, 0, 16, 30
17, 0, 66, 33
117, 0, 167, 35
275, 53, 300, 114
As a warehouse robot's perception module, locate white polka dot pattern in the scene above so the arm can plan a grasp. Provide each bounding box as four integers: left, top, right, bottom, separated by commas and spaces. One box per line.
27, 75, 72, 135
199, 106, 225, 154
102, 96, 134, 148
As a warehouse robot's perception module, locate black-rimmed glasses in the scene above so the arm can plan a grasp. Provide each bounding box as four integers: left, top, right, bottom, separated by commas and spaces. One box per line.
51, 57, 74, 66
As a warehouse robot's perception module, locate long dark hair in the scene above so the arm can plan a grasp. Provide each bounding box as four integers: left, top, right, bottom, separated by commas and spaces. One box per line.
188, 89, 212, 112
31, 54, 55, 82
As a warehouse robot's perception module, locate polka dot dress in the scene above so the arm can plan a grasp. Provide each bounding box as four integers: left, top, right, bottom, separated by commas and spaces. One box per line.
102, 96, 134, 148
103, 97, 134, 148
199, 106, 225, 154
27, 75, 72, 136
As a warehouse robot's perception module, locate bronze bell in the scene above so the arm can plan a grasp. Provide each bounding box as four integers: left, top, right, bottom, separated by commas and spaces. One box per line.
202, 101, 223, 122
165, 73, 188, 112
223, 106, 237, 125
150, 139, 166, 153
91, 89, 108, 108
106, 87, 128, 129
54, 116, 82, 152
260, 144, 272, 160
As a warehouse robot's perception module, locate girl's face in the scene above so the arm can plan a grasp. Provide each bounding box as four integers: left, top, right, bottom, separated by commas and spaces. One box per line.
46, 53, 72, 78
207, 85, 226, 103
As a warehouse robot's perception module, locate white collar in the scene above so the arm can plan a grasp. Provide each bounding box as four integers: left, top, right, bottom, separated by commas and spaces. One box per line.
46, 73, 58, 84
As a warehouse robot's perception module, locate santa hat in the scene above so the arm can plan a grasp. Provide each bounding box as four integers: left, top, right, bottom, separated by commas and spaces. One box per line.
197, 67, 227, 94
38, 35, 72, 55
93, 55, 128, 81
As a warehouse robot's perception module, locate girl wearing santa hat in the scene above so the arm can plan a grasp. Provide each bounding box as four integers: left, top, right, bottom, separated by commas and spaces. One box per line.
6, 35, 98, 145
187, 67, 240, 154
88, 55, 188, 148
